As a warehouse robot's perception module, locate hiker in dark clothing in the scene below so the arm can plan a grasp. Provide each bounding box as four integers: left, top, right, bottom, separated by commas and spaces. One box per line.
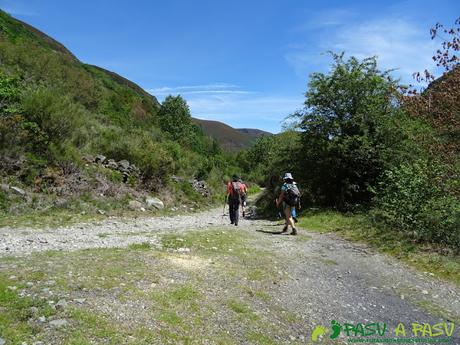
276, 172, 300, 235
226, 174, 243, 226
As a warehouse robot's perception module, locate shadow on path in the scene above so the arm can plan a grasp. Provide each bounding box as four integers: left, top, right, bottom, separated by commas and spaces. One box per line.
256, 229, 286, 235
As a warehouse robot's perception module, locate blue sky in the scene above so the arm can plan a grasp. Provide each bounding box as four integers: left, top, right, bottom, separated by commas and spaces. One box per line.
1, 0, 458, 133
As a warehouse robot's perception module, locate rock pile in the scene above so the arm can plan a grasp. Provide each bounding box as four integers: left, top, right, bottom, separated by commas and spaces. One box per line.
189, 179, 210, 198
171, 176, 210, 197
84, 155, 140, 182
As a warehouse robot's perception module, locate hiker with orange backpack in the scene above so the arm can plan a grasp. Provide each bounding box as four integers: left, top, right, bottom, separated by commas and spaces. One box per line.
226, 174, 243, 226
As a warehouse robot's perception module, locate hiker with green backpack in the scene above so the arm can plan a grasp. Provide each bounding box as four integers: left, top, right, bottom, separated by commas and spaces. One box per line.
226, 174, 244, 226
276, 172, 300, 235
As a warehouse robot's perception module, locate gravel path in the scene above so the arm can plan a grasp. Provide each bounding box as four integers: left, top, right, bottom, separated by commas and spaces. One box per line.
0, 209, 229, 255
1, 207, 459, 343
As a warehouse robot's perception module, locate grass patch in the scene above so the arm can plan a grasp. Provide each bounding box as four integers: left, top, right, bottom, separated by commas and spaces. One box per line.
414, 300, 460, 325
0, 273, 57, 344
128, 242, 151, 250
161, 229, 250, 258
0, 209, 104, 229
247, 184, 263, 195
69, 308, 120, 341
158, 310, 183, 326
151, 284, 199, 311
246, 331, 278, 345
247, 268, 267, 281
298, 210, 460, 287
321, 258, 338, 266
227, 299, 259, 321
297, 210, 361, 233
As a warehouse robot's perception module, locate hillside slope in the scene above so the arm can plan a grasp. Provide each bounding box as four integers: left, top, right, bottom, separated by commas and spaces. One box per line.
193, 118, 272, 151
0, 10, 232, 218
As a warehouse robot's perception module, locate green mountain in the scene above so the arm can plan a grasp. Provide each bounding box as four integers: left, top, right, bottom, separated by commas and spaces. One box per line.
0, 10, 234, 215
193, 118, 272, 151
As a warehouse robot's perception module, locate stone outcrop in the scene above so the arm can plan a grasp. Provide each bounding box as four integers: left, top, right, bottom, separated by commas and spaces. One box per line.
189, 179, 210, 198
171, 175, 210, 198
83, 155, 140, 182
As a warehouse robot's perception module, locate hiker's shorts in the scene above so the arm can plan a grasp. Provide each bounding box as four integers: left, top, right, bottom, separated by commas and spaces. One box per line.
282, 202, 292, 218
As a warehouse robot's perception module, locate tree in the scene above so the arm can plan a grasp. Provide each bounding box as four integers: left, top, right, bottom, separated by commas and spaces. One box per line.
158, 95, 193, 142
296, 54, 405, 209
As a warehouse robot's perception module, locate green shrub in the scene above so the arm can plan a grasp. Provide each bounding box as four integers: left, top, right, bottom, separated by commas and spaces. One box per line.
19, 153, 47, 185
419, 196, 460, 249
47, 142, 81, 174
99, 168, 123, 184
0, 191, 9, 212
0, 72, 21, 114
376, 160, 460, 250
21, 87, 84, 146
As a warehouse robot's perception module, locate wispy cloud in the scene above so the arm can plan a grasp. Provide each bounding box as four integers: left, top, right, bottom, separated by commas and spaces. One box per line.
331, 18, 437, 79
186, 93, 303, 132
292, 8, 357, 31
147, 83, 246, 96
285, 11, 438, 83
148, 83, 303, 132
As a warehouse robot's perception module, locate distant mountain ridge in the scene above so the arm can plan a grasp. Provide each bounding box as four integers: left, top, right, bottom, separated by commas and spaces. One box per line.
235, 128, 272, 138
193, 118, 272, 151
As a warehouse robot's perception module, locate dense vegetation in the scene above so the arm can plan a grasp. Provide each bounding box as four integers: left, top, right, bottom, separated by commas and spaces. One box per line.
0, 10, 238, 216
243, 19, 460, 251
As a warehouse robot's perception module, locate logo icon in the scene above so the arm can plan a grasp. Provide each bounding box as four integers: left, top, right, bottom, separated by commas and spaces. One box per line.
311, 320, 342, 342
330, 320, 342, 339
311, 325, 329, 342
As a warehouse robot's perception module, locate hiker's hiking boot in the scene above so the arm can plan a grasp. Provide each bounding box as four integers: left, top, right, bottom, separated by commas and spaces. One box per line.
291, 228, 298, 235
282, 225, 288, 233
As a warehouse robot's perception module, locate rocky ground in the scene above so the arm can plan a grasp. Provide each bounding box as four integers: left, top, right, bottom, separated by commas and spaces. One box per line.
0, 204, 459, 345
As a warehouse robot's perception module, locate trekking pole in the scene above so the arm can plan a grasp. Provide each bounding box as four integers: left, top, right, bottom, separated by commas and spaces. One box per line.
221, 197, 227, 224
275, 198, 283, 220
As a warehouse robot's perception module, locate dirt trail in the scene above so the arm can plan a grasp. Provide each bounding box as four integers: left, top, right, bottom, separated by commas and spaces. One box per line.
1, 206, 459, 344
0, 208, 228, 255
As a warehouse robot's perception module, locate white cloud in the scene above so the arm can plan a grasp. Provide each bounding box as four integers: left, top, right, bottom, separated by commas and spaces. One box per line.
331, 18, 437, 80
285, 14, 438, 83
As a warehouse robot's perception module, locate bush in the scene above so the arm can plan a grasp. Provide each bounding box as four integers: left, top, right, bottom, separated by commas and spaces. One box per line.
419, 196, 460, 249
19, 153, 47, 185
0, 191, 9, 212
376, 159, 460, 250
21, 88, 84, 147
